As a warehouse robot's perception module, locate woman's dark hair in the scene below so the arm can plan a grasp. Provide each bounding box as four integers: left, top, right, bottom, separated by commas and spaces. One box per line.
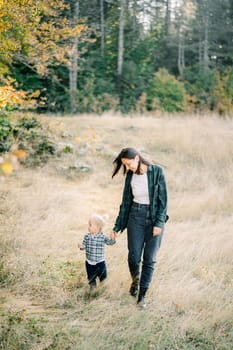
112, 147, 150, 178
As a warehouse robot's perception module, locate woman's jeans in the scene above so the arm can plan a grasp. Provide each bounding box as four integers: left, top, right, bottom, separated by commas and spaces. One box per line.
127, 202, 164, 291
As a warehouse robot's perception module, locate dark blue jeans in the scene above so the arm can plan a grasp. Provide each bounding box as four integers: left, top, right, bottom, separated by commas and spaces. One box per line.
85, 260, 107, 286
127, 202, 164, 291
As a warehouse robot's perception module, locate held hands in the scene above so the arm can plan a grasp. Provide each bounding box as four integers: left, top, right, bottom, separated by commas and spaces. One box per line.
153, 226, 161, 236
111, 229, 161, 238
110, 231, 118, 240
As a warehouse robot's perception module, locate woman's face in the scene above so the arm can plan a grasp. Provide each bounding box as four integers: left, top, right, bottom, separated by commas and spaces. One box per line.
121, 155, 139, 173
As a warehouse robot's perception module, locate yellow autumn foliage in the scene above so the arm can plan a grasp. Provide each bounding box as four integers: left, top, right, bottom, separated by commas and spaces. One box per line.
0, 0, 88, 77
0, 85, 26, 108
0, 161, 13, 175
12, 149, 26, 159
0, 148, 27, 176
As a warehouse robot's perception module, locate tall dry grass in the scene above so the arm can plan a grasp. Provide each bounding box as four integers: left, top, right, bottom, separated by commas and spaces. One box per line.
0, 113, 232, 349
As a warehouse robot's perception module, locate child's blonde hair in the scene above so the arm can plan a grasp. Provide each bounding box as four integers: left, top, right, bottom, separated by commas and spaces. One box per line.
90, 213, 109, 230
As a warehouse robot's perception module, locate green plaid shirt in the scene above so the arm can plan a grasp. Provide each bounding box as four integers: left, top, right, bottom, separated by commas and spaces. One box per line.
113, 164, 168, 232
82, 232, 116, 264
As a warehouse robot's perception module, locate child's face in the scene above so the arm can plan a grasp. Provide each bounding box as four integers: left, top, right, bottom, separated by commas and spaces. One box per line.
88, 219, 101, 234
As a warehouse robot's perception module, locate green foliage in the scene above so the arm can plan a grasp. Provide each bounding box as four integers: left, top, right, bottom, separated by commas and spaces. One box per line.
42, 331, 78, 349
184, 67, 233, 114
146, 68, 186, 112
117, 35, 156, 113
62, 145, 73, 154
59, 260, 85, 291
17, 116, 41, 130
17, 131, 56, 166
66, 75, 119, 114
1, 0, 233, 115
35, 137, 56, 156
183, 67, 215, 111
0, 113, 13, 152
212, 68, 233, 115
0, 114, 56, 166
0, 310, 45, 350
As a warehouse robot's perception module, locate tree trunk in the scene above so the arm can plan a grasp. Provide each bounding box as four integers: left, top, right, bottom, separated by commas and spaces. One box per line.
69, 1, 79, 114
198, 29, 203, 68
198, 0, 209, 74
154, 0, 160, 22
100, 0, 105, 57
178, 27, 185, 77
165, 0, 171, 35
132, 0, 137, 35
117, 0, 125, 82
203, 8, 209, 73
177, 1, 185, 77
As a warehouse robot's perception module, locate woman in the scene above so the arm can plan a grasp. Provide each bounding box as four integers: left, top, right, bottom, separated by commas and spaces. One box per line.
112, 147, 168, 308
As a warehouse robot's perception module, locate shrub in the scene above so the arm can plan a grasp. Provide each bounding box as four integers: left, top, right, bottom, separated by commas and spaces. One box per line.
183, 66, 233, 114
0, 113, 13, 152
0, 114, 56, 169
17, 116, 42, 130
212, 68, 233, 115
135, 92, 147, 113
16, 130, 56, 167
67, 83, 119, 114
146, 68, 186, 112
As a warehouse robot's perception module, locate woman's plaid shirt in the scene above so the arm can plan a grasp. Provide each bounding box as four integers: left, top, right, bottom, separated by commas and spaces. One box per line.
82, 232, 116, 264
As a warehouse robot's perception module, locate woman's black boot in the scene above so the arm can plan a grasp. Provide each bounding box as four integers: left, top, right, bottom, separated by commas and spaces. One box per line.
129, 274, 139, 297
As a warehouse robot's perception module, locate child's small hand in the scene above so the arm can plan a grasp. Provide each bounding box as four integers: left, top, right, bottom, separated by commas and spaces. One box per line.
78, 243, 84, 250
110, 231, 117, 240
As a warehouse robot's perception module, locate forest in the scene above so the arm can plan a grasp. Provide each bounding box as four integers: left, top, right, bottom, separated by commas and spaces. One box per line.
0, 0, 233, 115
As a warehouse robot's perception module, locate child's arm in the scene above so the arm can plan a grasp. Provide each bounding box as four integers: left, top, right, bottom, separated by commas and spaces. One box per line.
78, 235, 87, 250
78, 243, 84, 250
104, 234, 116, 245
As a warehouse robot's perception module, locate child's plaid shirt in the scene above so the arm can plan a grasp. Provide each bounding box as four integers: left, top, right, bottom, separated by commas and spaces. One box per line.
82, 232, 116, 265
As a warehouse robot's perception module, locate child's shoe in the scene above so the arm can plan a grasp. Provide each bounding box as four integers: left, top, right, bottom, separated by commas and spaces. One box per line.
89, 283, 97, 291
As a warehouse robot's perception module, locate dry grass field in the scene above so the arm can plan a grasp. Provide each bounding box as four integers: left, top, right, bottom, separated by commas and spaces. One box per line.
0, 113, 233, 349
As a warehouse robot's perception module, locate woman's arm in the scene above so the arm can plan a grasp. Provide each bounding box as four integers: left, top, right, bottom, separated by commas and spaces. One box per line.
154, 168, 168, 228
113, 172, 133, 233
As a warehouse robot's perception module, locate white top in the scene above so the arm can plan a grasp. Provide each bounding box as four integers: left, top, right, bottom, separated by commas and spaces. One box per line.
131, 172, 150, 204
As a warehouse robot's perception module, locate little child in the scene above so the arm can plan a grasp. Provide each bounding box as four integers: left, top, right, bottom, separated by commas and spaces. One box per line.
78, 214, 116, 289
